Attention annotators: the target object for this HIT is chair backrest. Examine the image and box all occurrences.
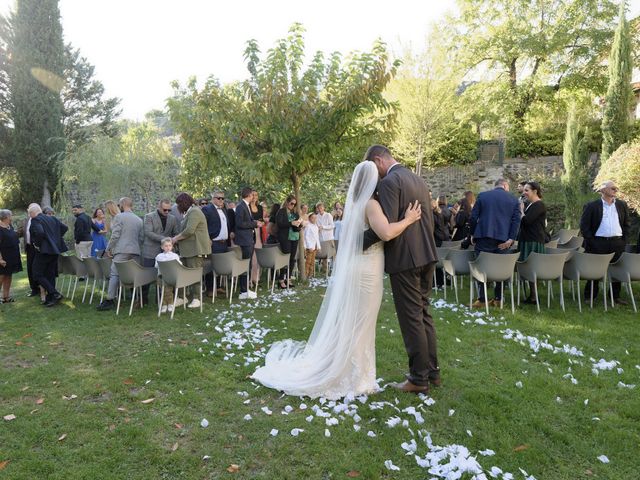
[96,257,112,279]
[58,255,75,275]
[211,250,250,276]
[442,249,475,276]
[114,259,157,287]
[435,247,450,267]
[518,251,568,280]
[316,240,336,260]
[545,246,576,261]
[557,229,580,244]
[82,257,103,279]
[557,236,583,250]
[470,252,520,282]
[67,255,88,276]
[441,240,462,248]
[564,252,614,281]
[229,245,243,259]
[544,240,558,248]
[609,252,640,281]
[255,246,289,270]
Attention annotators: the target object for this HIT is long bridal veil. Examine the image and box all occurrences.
[252,161,381,398]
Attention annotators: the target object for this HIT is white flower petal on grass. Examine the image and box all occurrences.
[290,428,304,437]
[466,430,473,437]
[479,449,495,456]
[401,439,417,454]
[324,428,331,437]
[261,407,272,415]
[597,455,610,464]
[584,399,589,406]
[384,460,400,471]
[592,417,601,421]
[283,405,293,413]
[270,428,278,437]
[367,430,377,438]
[353,424,361,432]
[299,403,307,410]
[556,397,562,403]
[449,409,455,417]
[515,381,523,388]
[489,466,503,477]
[200,419,209,428]
[617,382,636,389]
[305,415,314,423]
[386,416,401,428]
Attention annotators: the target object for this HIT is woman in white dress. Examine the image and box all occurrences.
[252,161,422,399]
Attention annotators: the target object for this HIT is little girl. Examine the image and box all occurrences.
[155,237,182,313]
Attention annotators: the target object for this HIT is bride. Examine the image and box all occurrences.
[252,161,421,399]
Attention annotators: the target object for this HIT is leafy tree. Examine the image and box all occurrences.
[447,0,618,125]
[601,1,633,162]
[168,23,399,203]
[9,0,65,206]
[595,139,640,211]
[62,44,121,150]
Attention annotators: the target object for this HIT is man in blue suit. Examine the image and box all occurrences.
[234,187,263,299]
[469,178,520,307]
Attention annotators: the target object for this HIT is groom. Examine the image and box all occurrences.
[365,145,440,393]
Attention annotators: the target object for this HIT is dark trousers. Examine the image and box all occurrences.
[389,263,439,386]
[239,244,254,293]
[25,243,39,293]
[474,237,507,301]
[33,253,59,297]
[141,257,156,303]
[584,236,625,300]
[205,241,228,290]
[278,239,298,282]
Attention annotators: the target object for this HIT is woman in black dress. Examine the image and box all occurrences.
[518,181,547,304]
[451,191,475,241]
[276,195,302,288]
[0,209,23,303]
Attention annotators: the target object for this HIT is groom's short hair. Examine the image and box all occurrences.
[364,145,392,162]
[240,187,253,199]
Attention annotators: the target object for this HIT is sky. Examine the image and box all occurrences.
[1,0,639,120]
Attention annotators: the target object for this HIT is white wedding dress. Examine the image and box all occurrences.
[252,162,384,399]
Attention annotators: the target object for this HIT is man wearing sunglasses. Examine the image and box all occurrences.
[580,180,630,305]
[202,191,233,295]
[140,199,180,305]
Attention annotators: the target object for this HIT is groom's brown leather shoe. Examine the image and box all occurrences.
[392,380,429,394]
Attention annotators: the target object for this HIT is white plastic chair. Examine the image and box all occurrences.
[608,252,640,312]
[563,252,614,312]
[469,252,520,314]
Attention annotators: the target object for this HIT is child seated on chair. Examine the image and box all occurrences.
[155,237,182,313]
[304,212,321,278]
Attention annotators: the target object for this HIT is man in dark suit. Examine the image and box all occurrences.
[366,145,439,394]
[580,180,630,304]
[23,203,41,296]
[202,190,232,294]
[234,187,263,299]
[469,178,520,307]
[28,204,68,307]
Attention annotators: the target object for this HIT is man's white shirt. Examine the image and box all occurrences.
[595,199,622,237]
[213,207,228,241]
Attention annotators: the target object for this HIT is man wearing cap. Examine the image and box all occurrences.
[580,180,631,304]
[72,204,95,259]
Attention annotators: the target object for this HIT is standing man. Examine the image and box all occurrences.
[23,203,41,297]
[202,190,231,294]
[29,203,68,307]
[580,180,630,304]
[365,145,439,394]
[234,187,263,299]
[469,178,521,308]
[141,199,179,305]
[96,198,144,311]
[315,203,335,243]
[72,204,95,259]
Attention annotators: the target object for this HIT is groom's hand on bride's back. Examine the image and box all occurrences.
[362,228,381,251]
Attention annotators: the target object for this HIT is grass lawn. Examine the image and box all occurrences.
[1,267,639,479]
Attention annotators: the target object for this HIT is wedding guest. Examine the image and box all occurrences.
[315,202,334,244]
[155,237,182,314]
[23,203,41,297]
[249,189,264,286]
[72,204,95,258]
[91,208,108,257]
[451,191,475,241]
[202,191,231,295]
[331,201,343,218]
[104,200,121,234]
[304,212,321,278]
[276,195,302,288]
[265,203,280,245]
[333,207,343,251]
[172,192,211,308]
[0,209,22,303]
[438,195,452,237]
[299,204,310,225]
[198,198,209,208]
[29,203,68,307]
[234,187,264,298]
[517,181,546,304]
[96,197,144,311]
[517,181,529,207]
[431,199,448,247]
[43,207,56,216]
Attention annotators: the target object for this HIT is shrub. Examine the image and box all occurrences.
[594,139,640,212]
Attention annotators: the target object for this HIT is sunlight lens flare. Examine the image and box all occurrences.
[30,67,65,93]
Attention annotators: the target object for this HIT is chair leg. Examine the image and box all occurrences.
[171,288,178,319]
[453,275,458,304]
[559,278,565,312]
[67,276,73,296]
[443,271,447,300]
[610,279,615,308]
[570,280,575,301]
[287,266,290,289]
[129,285,136,316]
[139,286,144,308]
[603,278,607,312]
[510,278,515,314]
[200,280,203,312]
[577,276,582,313]
[469,276,474,309]
[590,281,594,309]
[500,283,504,309]
[158,285,165,317]
[116,284,122,315]
[71,277,78,301]
[517,276,521,306]
[483,282,489,316]
[212,275,216,304]
[100,279,105,303]
[629,277,637,313]
[547,280,551,309]
[271,268,276,294]
[82,278,89,303]
[89,278,96,304]
[229,277,234,305]
[534,279,540,313]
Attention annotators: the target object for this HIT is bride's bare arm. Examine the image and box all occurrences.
[366,199,421,241]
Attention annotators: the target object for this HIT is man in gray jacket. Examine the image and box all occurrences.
[96,197,144,311]
[140,199,179,304]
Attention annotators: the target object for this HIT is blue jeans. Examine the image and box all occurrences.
[474,237,507,301]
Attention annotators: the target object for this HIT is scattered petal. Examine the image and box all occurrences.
[384,460,400,471]
[140,398,155,404]
[3,414,16,421]
[290,428,304,437]
[200,418,209,428]
[597,455,609,464]
[226,464,240,473]
[270,429,278,437]
[58,433,67,441]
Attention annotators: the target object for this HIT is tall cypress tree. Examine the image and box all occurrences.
[601,1,633,162]
[562,106,581,228]
[9,0,65,206]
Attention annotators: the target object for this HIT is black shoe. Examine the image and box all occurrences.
[96,299,115,311]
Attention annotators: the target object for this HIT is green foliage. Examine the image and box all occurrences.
[506,125,565,157]
[601,2,634,162]
[0,166,21,207]
[59,123,179,213]
[595,139,640,212]
[8,0,66,206]
[561,107,590,228]
[168,23,399,203]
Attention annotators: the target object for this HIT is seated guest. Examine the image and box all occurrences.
[517,181,546,304]
[91,208,108,257]
[72,204,95,258]
[0,209,23,303]
[155,237,182,314]
[304,211,321,278]
[172,193,211,308]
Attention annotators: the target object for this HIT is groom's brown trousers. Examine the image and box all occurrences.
[389,262,439,386]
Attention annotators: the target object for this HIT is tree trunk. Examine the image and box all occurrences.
[42,179,52,208]
[291,171,307,282]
